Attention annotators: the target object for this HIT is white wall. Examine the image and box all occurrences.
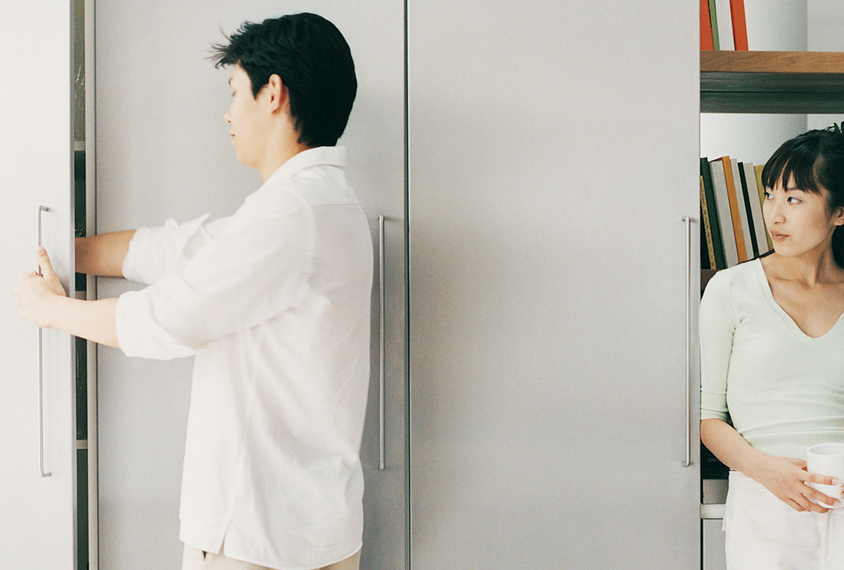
[807,0,844,130]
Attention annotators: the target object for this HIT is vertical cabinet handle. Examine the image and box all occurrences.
[682,215,693,468]
[378,215,386,471]
[37,205,51,478]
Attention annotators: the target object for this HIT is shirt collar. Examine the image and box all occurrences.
[264,146,347,185]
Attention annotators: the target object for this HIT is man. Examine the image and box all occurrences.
[17,13,370,570]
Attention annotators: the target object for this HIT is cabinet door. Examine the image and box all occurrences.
[0,1,77,568]
[407,1,700,568]
[95,2,405,568]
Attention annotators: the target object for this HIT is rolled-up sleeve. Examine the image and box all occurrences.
[122,214,216,284]
[116,193,312,360]
[699,271,736,422]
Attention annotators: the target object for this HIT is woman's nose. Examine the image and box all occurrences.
[767,201,785,223]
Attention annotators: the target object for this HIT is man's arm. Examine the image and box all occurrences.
[76,230,135,277]
[17,247,119,348]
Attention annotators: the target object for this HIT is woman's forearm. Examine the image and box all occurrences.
[701,418,768,477]
[75,230,135,277]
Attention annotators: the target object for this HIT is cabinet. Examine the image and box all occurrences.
[3,1,711,568]
[699,49,844,570]
[0,1,78,568]
[406,0,700,568]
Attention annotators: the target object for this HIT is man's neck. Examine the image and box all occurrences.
[258,140,313,182]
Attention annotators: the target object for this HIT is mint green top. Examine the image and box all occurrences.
[700,259,844,461]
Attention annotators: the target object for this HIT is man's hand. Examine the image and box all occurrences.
[16,247,67,329]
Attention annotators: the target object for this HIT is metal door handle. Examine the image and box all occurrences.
[378,215,386,471]
[37,205,51,477]
[682,215,693,468]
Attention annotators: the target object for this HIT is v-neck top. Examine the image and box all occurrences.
[700,259,844,460]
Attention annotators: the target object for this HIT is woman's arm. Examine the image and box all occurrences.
[75,230,135,277]
[701,418,839,512]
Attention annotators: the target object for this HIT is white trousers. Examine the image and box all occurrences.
[181,544,361,570]
[725,471,844,570]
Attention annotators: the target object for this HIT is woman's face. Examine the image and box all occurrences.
[763,175,844,259]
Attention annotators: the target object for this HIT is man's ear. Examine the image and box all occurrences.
[265,74,288,114]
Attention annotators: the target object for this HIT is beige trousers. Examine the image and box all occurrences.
[181,544,361,570]
[725,471,844,569]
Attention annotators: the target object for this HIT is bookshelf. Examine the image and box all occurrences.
[701,51,844,113]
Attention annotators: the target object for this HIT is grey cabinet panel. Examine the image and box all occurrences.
[407,0,700,567]
[703,519,727,570]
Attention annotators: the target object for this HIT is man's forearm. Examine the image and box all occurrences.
[76,230,135,277]
[47,295,120,348]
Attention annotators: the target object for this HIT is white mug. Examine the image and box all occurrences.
[807,443,844,508]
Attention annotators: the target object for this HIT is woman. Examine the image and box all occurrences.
[701,129,844,569]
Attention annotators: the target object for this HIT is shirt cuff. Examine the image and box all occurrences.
[116,290,197,360]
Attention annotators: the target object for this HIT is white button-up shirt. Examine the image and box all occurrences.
[115,146,372,569]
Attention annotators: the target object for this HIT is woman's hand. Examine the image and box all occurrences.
[701,419,842,513]
[750,454,840,513]
[15,247,67,328]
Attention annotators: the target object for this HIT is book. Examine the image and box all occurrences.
[709,158,739,266]
[722,157,748,261]
[709,0,720,50]
[729,0,748,50]
[700,0,714,50]
[730,158,754,259]
[700,157,726,268]
[701,176,716,269]
[741,162,769,256]
[714,0,734,50]
[753,164,773,250]
[737,162,759,257]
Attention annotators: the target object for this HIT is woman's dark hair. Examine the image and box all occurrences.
[761,129,844,266]
[211,13,357,148]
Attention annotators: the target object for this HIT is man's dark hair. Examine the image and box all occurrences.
[211,13,356,148]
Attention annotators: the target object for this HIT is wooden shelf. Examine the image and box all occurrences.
[701,51,844,113]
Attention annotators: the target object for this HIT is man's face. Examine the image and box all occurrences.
[224,65,267,169]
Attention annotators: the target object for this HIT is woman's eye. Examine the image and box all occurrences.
[787,197,801,204]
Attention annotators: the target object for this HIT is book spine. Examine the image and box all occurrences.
[729,0,748,50]
[709,0,720,50]
[721,157,747,262]
[737,162,759,257]
[701,0,714,50]
[700,157,725,268]
[714,0,734,50]
[701,176,717,268]
[742,162,769,256]
[709,158,739,266]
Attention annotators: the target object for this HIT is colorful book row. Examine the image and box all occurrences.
[700,0,748,51]
[700,156,772,270]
